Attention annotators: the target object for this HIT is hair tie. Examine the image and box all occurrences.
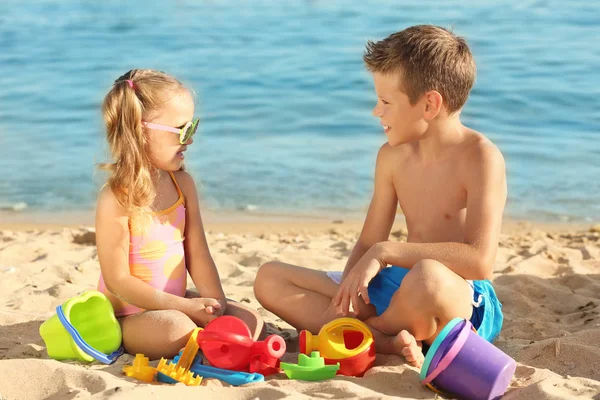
[126,79,134,89]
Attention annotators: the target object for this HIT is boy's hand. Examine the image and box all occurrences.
[334,247,385,315]
[184,297,223,326]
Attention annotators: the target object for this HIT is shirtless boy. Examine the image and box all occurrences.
[254,25,506,367]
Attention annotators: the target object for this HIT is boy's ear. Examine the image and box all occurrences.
[423,90,443,120]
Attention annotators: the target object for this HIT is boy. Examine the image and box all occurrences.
[253,25,506,367]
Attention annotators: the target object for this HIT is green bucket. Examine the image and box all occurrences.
[39,290,123,363]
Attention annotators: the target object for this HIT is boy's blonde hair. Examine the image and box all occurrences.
[363,25,475,114]
[99,69,189,219]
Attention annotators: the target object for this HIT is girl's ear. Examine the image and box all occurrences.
[423,90,443,120]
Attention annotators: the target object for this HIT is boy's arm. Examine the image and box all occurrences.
[374,142,507,281]
[176,171,228,311]
[342,144,398,280]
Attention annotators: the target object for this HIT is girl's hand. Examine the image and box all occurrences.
[184,297,223,326]
[215,298,228,316]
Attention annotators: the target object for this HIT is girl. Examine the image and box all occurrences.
[96,69,263,359]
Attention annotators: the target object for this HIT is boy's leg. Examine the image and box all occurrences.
[366,259,473,366]
[254,261,377,333]
[120,309,196,360]
[254,261,338,333]
[363,323,425,366]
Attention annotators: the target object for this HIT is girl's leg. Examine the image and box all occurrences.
[119,309,196,360]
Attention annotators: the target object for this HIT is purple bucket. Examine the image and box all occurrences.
[420,318,516,400]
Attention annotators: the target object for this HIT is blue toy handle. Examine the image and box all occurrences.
[170,350,264,386]
[189,364,265,386]
[56,305,124,364]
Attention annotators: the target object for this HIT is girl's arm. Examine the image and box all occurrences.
[175,171,227,311]
[96,186,190,312]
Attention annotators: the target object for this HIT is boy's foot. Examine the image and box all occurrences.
[394,330,424,368]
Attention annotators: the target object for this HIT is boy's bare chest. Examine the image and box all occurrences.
[393,162,467,242]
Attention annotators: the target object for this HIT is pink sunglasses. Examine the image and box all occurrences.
[142,118,199,144]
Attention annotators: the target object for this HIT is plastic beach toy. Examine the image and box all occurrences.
[123,354,157,383]
[156,328,203,386]
[123,324,265,386]
[196,316,285,376]
[156,357,202,386]
[171,350,264,386]
[39,291,123,364]
[156,325,264,386]
[299,318,375,376]
[420,318,516,400]
[188,363,264,386]
[281,351,340,381]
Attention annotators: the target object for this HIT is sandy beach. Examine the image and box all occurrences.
[1,215,599,399]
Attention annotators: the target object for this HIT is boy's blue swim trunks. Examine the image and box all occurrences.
[327,266,503,342]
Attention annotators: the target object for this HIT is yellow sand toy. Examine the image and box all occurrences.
[156,357,203,386]
[299,317,376,376]
[122,329,203,386]
[155,328,203,386]
[123,354,157,383]
[39,291,123,363]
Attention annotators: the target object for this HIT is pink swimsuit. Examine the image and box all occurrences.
[98,171,187,317]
